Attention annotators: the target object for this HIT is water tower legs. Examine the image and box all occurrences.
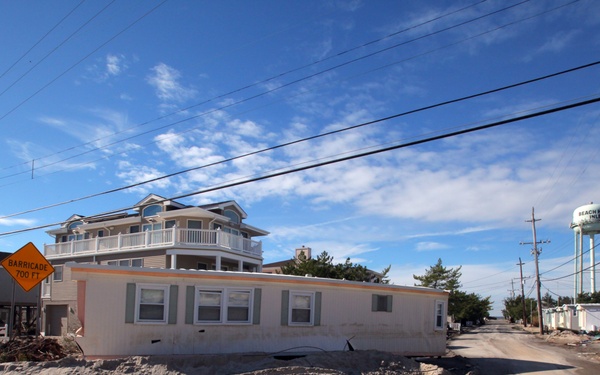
[591,234,596,293]
[574,229,579,302]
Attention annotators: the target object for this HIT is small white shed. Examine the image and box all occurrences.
[556,304,578,331]
[67,263,449,357]
[576,304,600,332]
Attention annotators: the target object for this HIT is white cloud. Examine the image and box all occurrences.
[106,54,125,76]
[116,161,171,194]
[0,217,36,227]
[416,241,449,252]
[147,63,197,103]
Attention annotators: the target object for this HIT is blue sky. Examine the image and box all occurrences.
[1,0,599,316]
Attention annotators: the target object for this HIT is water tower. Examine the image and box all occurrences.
[570,203,600,299]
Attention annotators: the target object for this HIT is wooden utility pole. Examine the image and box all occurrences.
[520,207,550,335]
[517,258,527,327]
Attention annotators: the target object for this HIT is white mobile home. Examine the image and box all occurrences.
[68,263,449,357]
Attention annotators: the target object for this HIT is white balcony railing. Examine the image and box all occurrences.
[44,227,262,259]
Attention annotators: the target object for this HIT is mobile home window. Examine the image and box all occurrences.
[372,295,393,312]
[195,288,252,324]
[197,290,222,322]
[435,301,446,330]
[227,290,251,322]
[136,284,169,323]
[289,291,314,325]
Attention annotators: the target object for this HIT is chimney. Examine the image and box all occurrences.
[295,246,311,260]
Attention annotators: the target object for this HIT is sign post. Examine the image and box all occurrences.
[1,242,54,337]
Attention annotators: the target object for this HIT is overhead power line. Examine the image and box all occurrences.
[0,1,117,99]
[1,94,598,237]
[1,60,598,221]
[0,0,86,80]
[0,0,167,122]
[0,0,539,178]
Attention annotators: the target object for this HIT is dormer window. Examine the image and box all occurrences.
[142,204,162,218]
[224,209,240,224]
[68,221,83,230]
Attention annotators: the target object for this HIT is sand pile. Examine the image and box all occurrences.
[0,350,448,374]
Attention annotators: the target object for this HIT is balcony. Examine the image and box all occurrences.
[44,227,262,259]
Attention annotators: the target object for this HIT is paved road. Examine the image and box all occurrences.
[440,320,598,374]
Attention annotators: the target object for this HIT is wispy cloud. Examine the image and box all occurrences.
[147,63,197,103]
[416,241,449,252]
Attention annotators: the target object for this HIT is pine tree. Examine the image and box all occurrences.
[413,258,462,291]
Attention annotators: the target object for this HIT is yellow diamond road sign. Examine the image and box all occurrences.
[1,242,54,292]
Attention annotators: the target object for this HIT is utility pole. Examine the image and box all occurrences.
[517,258,527,327]
[520,207,550,335]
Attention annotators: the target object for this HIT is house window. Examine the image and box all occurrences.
[136,284,169,323]
[224,209,240,224]
[289,291,314,325]
[372,295,393,312]
[143,223,162,232]
[98,230,104,237]
[435,300,445,330]
[188,220,202,230]
[53,265,63,282]
[68,221,83,230]
[130,225,140,233]
[108,259,143,267]
[197,262,208,270]
[165,220,176,229]
[142,204,162,217]
[195,288,252,324]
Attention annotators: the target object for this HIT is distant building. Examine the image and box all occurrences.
[544,304,600,332]
[263,246,385,283]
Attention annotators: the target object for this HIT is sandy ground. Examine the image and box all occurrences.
[0,350,450,375]
[3,325,597,374]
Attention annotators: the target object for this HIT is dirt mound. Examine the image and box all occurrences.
[545,330,587,345]
[0,350,448,374]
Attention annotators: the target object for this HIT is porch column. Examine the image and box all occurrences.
[238,260,243,272]
[215,256,222,271]
[171,254,177,270]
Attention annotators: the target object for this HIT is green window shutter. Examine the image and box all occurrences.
[252,288,262,325]
[168,285,178,324]
[386,295,393,312]
[125,283,136,323]
[314,292,322,326]
[371,294,378,312]
[281,290,289,326]
[185,285,195,324]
